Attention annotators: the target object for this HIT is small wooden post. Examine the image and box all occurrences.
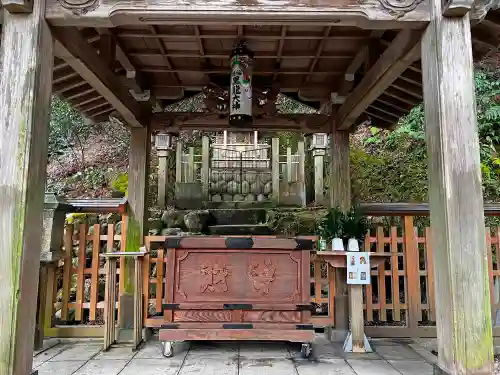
[271,137,280,204]
[329,128,351,342]
[0,0,53,371]
[201,136,210,200]
[102,251,147,351]
[422,1,493,373]
[103,257,117,350]
[297,141,306,207]
[133,256,144,349]
[175,139,183,183]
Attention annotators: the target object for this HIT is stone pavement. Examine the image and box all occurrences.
[33,335,434,375]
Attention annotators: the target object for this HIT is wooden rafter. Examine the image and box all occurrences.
[382,87,418,107]
[64,86,96,101]
[304,26,331,85]
[52,26,146,127]
[272,26,287,81]
[149,25,181,85]
[336,29,422,130]
[391,78,422,99]
[73,94,104,109]
[97,28,164,111]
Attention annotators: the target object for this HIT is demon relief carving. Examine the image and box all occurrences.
[248,259,276,295]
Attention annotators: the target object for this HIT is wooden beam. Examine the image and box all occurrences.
[52,26,146,128]
[140,66,344,75]
[0,0,52,373]
[422,0,494,373]
[150,113,330,133]
[336,29,422,131]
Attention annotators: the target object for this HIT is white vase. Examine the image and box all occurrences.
[332,238,344,251]
[347,238,359,252]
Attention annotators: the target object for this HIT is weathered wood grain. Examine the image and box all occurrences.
[45,0,430,28]
[0,0,53,371]
[422,0,494,371]
[121,127,151,326]
[329,126,351,336]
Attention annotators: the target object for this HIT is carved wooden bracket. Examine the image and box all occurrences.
[378,0,424,17]
[57,0,99,15]
[1,0,33,13]
[442,0,474,16]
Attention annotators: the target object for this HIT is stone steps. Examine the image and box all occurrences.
[208,224,273,236]
[207,208,267,226]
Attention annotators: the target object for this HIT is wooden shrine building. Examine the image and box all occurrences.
[0,0,500,374]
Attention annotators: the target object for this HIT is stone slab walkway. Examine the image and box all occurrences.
[33,336,434,375]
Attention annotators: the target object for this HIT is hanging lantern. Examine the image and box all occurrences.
[229,42,254,127]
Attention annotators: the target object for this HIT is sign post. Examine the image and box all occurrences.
[344,251,372,352]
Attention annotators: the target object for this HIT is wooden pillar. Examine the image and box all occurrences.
[201,136,210,200]
[157,150,168,208]
[0,0,53,372]
[422,2,493,373]
[121,126,151,329]
[329,128,351,341]
[271,137,280,204]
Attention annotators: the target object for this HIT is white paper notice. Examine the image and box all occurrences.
[346,252,370,285]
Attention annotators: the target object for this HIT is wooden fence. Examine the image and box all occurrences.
[42,212,500,338]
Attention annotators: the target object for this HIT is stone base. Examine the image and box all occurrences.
[119,294,134,329]
[329,328,349,343]
[433,364,450,375]
[175,182,203,209]
[116,328,134,343]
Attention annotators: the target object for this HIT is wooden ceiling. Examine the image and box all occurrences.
[50,11,500,130]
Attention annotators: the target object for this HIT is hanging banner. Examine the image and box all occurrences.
[346,252,370,285]
[229,49,253,126]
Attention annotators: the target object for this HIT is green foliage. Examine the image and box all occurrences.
[49,96,90,163]
[319,206,371,242]
[351,69,500,203]
[266,209,324,236]
[318,207,344,240]
[111,173,128,195]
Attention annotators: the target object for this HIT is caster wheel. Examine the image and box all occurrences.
[162,341,173,357]
[301,343,312,358]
